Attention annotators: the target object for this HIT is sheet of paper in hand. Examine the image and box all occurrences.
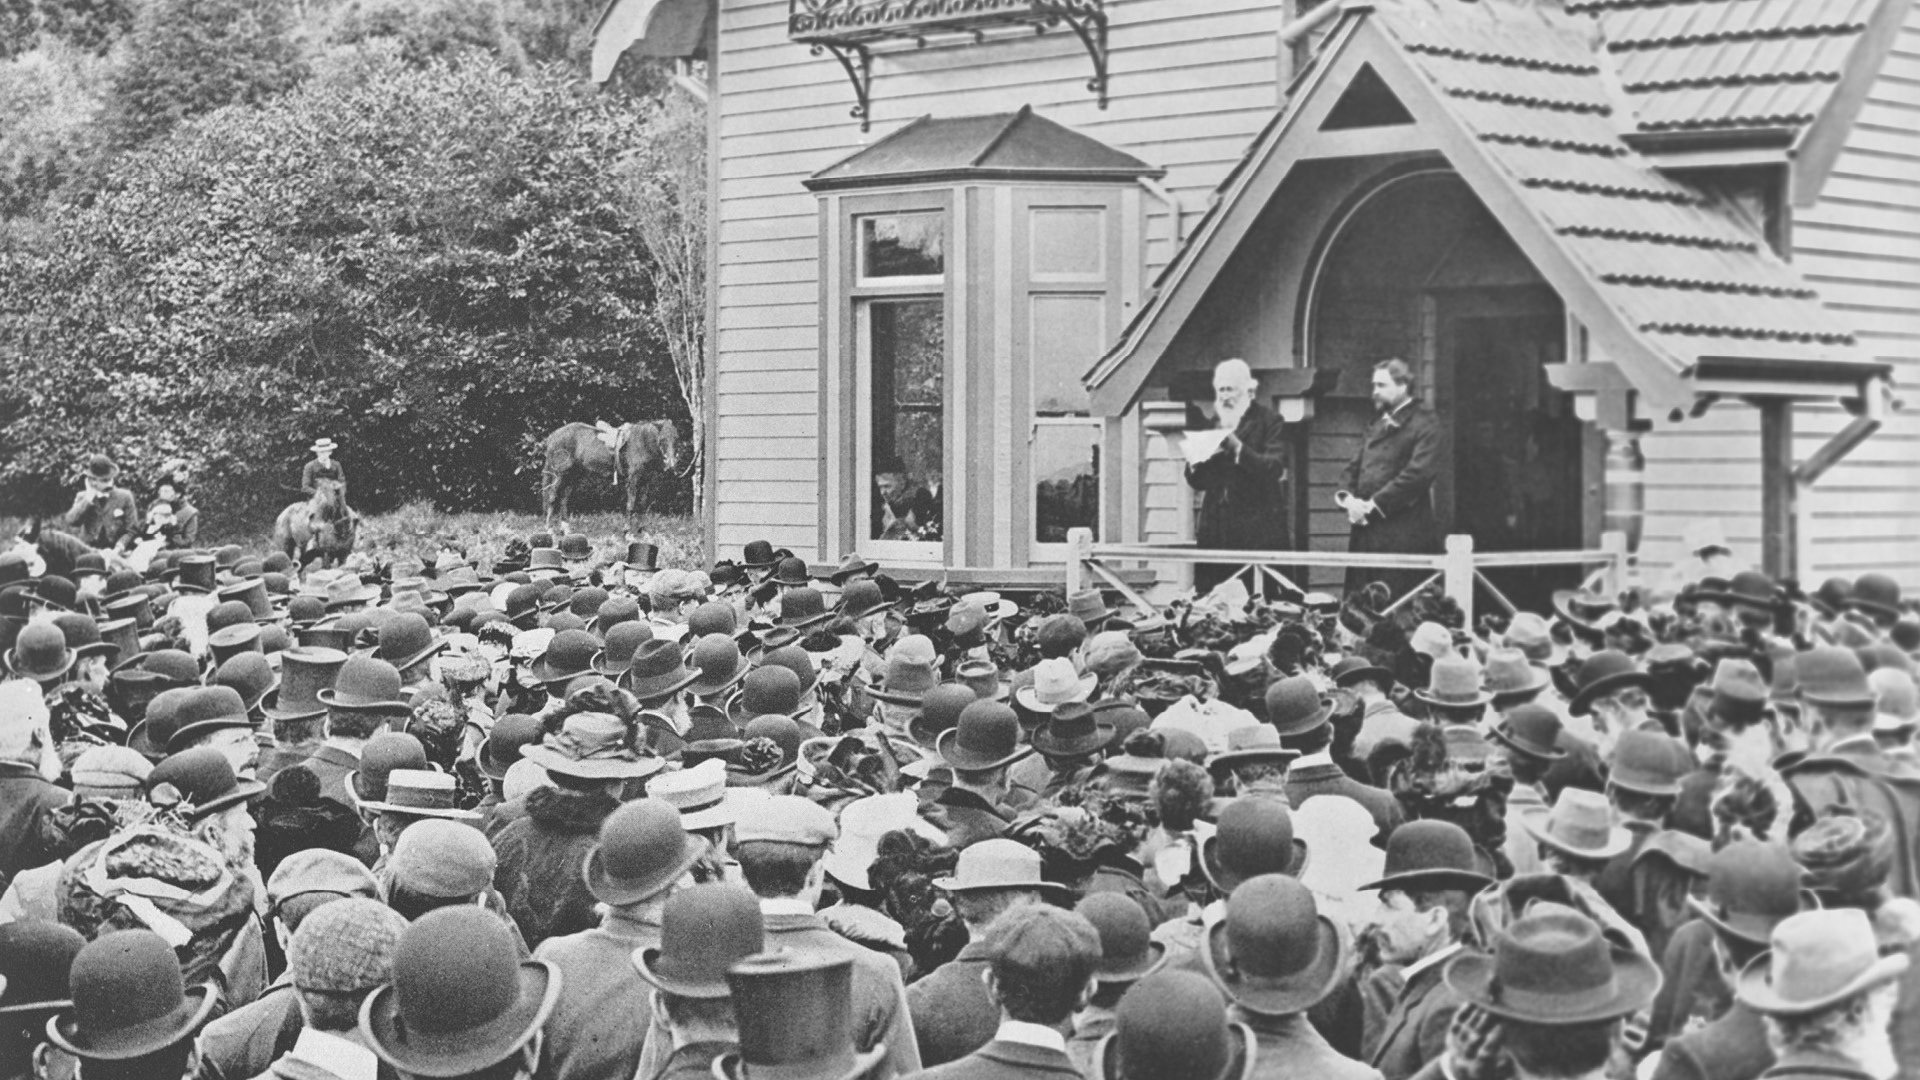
[1179,428,1231,466]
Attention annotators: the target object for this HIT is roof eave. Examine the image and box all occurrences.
[804,166,1166,192]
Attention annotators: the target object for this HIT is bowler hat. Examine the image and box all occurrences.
[51,613,116,664]
[728,714,806,787]
[937,699,1032,772]
[1688,839,1807,946]
[317,655,411,715]
[1077,892,1166,984]
[1694,571,1779,612]
[684,602,736,639]
[1263,675,1330,736]
[1331,655,1394,691]
[1359,820,1494,894]
[531,628,600,687]
[1522,788,1631,861]
[1031,701,1116,759]
[685,634,751,698]
[1016,657,1097,714]
[1489,704,1566,761]
[908,683,977,747]
[933,838,1072,900]
[0,921,85,1018]
[522,712,661,781]
[1096,970,1255,1080]
[557,534,593,563]
[479,714,544,781]
[127,688,194,760]
[769,557,812,589]
[1848,572,1903,622]
[1447,905,1661,1024]
[1706,658,1769,728]
[375,613,445,676]
[83,454,118,480]
[592,621,654,678]
[213,652,278,716]
[5,623,74,683]
[25,575,78,613]
[1796,646,1876,708]
[165,686,255,754]
[1202,799,1308,892]
[741,540,777,569]
[1810,577,1855,619]
[584,798,707,905]
[264,646,348,722]
[1606,729,1692,797]
[623,639,700,701]
[1568,650,1653,716]
[837,579,890,620]
[1207,725,1299,775]
[525,548,565,578]
[868,636,940,707]
[1736,908,1910,1015]
[594,596,643,635]
[718,951,887,1080]
[360,907,559,1078]
[147,747,265,820]
[46,930,216,1061]
[1203,874,1342,1015]
[776,585,831,627]
[634,883,764,999]
[727,665,808,725]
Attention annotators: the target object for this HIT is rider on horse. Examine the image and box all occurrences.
[301,438,347,495]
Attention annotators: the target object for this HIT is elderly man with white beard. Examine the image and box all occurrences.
[1184,358,1292,594]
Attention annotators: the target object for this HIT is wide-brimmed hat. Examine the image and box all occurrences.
[937,699,1032,772]
[583,797,707,905]
[321,575,380,611]
[1552,589,1618,633]
[521,712,662,781]
[1448,905,1661,1025]
[1208,724,1299,775]
[1736,908,1910,1016]
[826,552,879,585]
[1030,701,1116,758]
[1263,675,1330,736]
[1015,657,1097,713]
[868,635,939,707]
[1607,729,1692,797]
[1359,820,1494,894]
[1687,839,1808,946]
[1077,893,1166,984]
[1416,654,1492,710]
[684,633,751,698]
[1202,799,1308,893]
[1067,588,1113,628]
[1522,788,1631,861]
[360,907,559,1078]
[1796,646,1877,708]
[5,623,74,683]
[317,655,411,715]
[717,951,888,1080]
[1489,703,1566,761]
[46,930,217,1061]
[165,686,255,754]
[932,838,1072,900]
[837,578,890,620]
[1567,650,1653,716]
[1694,571,1780,613]
[1331,655,1394,690]
[1483,649,1550,701]
[820,791,944,892]
[1202,874,1343,1016]
[357,770,480,821]
[633,883,764,999]
[1095,971,1257,1080]
[622,639,701,701]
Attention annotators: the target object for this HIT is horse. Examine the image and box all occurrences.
[540,420,682,528]
[272,479,356,567]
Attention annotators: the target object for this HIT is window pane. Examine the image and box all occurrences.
[1030,294,1102,414]
[1032,208,1104,278]
[862,214,944,279]
[1035,424,1099,544]
[868,299,944,542]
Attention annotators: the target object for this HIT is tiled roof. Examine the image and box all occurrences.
[1564,0,1886,132]
[1374,0,1860,361]
[807,106,1163,189]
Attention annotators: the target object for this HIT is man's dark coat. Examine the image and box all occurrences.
[1341,401,1442,593]
[0,762,72,884]
[62,487,138,549]
[1285,760,1405,848]
[1186,400,1290,552]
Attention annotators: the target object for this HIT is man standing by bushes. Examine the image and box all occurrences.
[63,454,138,550]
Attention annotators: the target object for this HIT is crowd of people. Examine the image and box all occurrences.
[0,504,1918,1080]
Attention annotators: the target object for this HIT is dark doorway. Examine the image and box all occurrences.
[1435,291,1587,613]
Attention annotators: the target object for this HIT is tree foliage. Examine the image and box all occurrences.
[0,56,685,532]
[104,0,306,148]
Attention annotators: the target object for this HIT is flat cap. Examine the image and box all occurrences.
[289,898,407,994]
[267,848,381,911]
[732,794,838,847]
[388,819,495,898]
[982,904,1102,970]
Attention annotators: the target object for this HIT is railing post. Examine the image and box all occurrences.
[1065,528,1093,594]
[1599,530,1628,597]
[1444,534,1474,629]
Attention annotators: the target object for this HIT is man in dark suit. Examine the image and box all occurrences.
[911,904,1101,1080]
[0,681,73,882]
[1339,359,1442,597]
[62,454,139,551]
[1186,358,1290,594]
[1278,685,1403,848]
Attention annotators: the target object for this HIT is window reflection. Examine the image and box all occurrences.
[867,298,944,542]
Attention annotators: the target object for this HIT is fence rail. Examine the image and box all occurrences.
[1064,529,1630,627]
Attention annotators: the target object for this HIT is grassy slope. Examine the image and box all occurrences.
[215,501,704,569]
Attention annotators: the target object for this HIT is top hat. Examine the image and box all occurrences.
[1202,874,1343,1016]
[361,907,560,1078]
[1096,970,1255,1080]
[265,646,349,722]
[718,951,888,1080]
[1522,788,1632,861]
[1688,839,1807,946]
[828,553,879,585]
[1202,799,1308,893]
[169,556,218,595]
[1447,905,1661,1025]
[1263,676,1331,736]
[1567,650,1653,716]
[1606,729,1692,797]
[1076,893,1166,985]
[1416,654,1492,711]
[868,637,940,707]
[1489,704,1566,761]
[46,930,217,1061]
[611,542,659,573]
[634,883,764,999]
[1016,657,1097,714]
[1736,908,1910,1016]
[584,798,707,905]
[522,712,662,781]
[216,578,274,623]
[937,699,1032,772]
[932,838,1072,900]
[1796,646,1877,708]
[1207,725,1300,775]
[1359,820,1494,894]
[1030,701,1116,759]
[740,540,778,569]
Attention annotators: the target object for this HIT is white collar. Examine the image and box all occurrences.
[288,1028,379,1080]
[760,898,813,917]
[1402,941,1463,983]
[1293,750,1334,769]
[995,1020,1067,1054]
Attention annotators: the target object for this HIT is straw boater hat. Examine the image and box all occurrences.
[356,770,481,822]
[1207,724,1299,776]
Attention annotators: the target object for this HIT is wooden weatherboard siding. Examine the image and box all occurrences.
[712,0,1290,560]
[1636,5,1920,590]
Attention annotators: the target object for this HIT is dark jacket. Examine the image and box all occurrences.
[63,487,138,549]
[1366,950,1470,1080]
[0,764,71,884]
[300,459,345,494]
[1757,1049,1879,1080]
[294,744,359,810]
[1651,1001,1772,1080]
[490,785,618,948]
[910,1038,1084,1080]
[532,909,662,1080]
[654,1042,735,1080]
[196,981,299,1080]
[1782,742,1920,898]
[1649,919,1732,1050]
[1285,760,1404,848]
[1186,400,1290,552]
[1340,401,1442,571]
[1240,1009,1381,1080]
[906,941,1000,1067]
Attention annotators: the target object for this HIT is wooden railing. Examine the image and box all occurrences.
[1063,529,1630,627]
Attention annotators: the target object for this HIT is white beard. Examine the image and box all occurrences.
[1217,401,1249,433]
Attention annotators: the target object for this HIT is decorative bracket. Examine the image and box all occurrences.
[1041,2,1109,109]
[811,42,874,131]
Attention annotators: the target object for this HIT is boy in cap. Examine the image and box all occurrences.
[911,905,1102,1080]
[254,898,407,1080]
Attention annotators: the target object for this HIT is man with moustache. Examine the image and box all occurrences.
[1186,358,1290,594]
[1339,359,1442,597]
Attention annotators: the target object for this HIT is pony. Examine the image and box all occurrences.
[272,479,355,567]
[540,420,682,528]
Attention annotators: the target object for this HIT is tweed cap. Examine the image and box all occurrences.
[981,904,1101,970]
[289,898,408,993]
[267,848,381,913]
[389,819,496,898]
[733,794,837,847]
[69,746,153,798]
